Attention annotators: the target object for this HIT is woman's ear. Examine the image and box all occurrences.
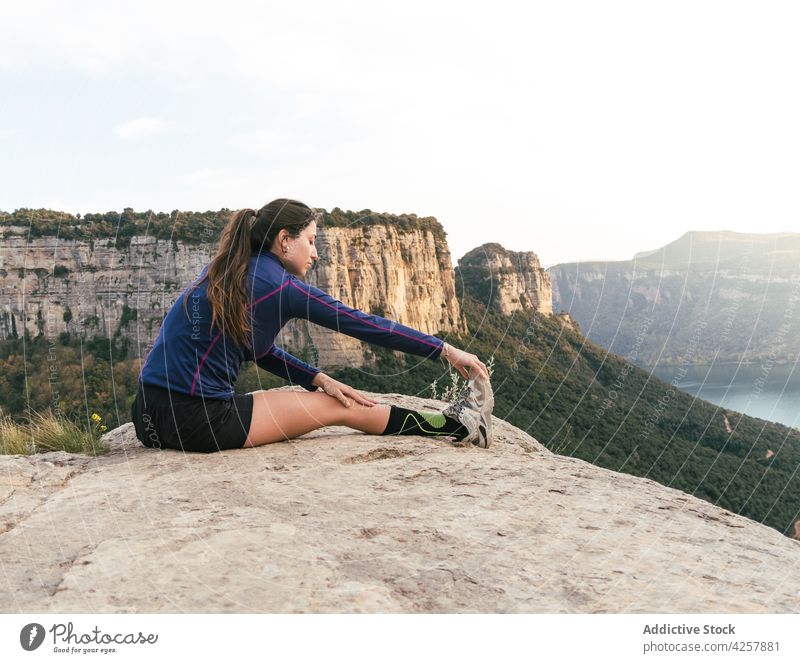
[276,229,291,254]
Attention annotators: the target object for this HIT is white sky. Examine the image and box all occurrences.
[1,0,798,267]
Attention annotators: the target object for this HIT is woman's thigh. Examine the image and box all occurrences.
[243,390,347,447]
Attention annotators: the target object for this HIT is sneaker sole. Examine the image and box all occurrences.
[474,409,493,448]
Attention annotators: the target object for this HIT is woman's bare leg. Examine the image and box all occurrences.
[242,390,392,448]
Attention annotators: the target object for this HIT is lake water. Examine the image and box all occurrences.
[647,362,800,430]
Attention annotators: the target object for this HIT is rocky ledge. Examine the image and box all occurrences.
[1,388,798,613]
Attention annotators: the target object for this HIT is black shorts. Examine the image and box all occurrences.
[130,382,254,453]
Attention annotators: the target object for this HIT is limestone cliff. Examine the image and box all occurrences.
[456,243,553,316]
[1,387,798,613]
[0,215,465,370]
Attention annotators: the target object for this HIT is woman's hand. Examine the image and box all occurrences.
[442,343,490,380]
[312,373,380,408]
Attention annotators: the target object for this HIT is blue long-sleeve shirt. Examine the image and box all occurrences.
[138,249,446,399]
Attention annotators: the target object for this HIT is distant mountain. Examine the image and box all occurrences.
[549,231,800,367]
[632,230,800,270]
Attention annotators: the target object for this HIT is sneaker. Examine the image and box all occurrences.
[443,376,494,448]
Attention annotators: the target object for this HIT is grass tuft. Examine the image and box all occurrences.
[0,408,110,456]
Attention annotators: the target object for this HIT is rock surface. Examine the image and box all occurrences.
[1,389,799,613]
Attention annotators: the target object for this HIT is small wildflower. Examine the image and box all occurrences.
[91,413,101,422]
[99,425,107,432]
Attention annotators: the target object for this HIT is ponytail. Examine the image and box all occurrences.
[182,208,256,350]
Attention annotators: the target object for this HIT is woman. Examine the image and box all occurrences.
[130,198,494,453]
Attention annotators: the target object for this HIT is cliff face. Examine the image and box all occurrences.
[456,243,553,316]
[0,234,215,344]
[0,223,465,370]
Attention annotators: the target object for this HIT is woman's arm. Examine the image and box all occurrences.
[285,277,445,360]
[254,344,321,391]
[255,345,378,406]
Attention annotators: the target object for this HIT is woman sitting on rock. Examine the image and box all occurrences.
[131,198,493,453]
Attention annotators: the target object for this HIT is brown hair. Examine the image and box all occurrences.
[182,198,321,350]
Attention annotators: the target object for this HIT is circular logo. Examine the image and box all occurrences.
[20,623,45,651]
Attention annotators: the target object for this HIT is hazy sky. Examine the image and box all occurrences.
[1,1,798,267]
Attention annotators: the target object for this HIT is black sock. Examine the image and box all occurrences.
[380,405,468,440]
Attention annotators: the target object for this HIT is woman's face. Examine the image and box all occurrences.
[274,221,319,278]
